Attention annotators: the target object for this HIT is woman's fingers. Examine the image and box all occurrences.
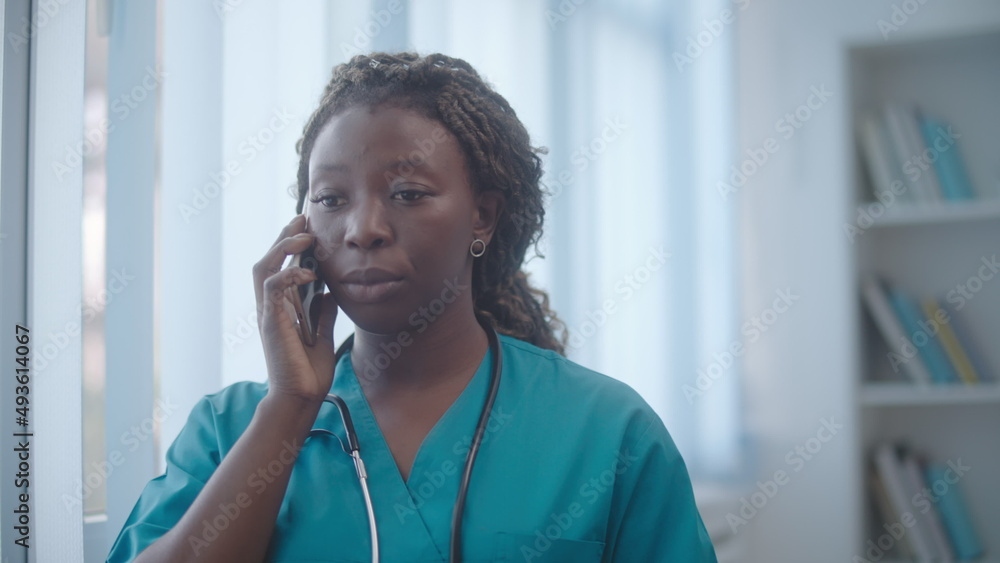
[272,213,306,246]
[250,212,338,403]
[253,232,315,319]
[253,214,307,294]
[254,232,314,288]
[260,266,316,322]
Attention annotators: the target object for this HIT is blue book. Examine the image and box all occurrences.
[886,288,959,384]
[918,116,975,201]
[925,464,983,560]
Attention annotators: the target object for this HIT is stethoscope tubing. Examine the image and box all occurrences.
[318,389,377,562]
[313,316,502,563]
[449,318,502,562]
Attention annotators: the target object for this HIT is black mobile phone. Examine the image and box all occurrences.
[287,223,325,346]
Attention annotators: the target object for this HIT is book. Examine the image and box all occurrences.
[870,468,916,559]
[886,286,959,384]
[883,103,938,203]
[940,299,995,383]
[917,114,976,201]
[874,443,935,559]
[921,297,980,384]
[861,276,933,384]
[897,103,944,202]
[857,111,909,203]
[926,463,984,560]
[900,450,954,560]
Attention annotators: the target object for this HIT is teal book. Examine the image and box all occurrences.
[919,116,975,201]
[886,288,959,383]
[925,464,983,560]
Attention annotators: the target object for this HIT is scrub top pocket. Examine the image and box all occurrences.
[492,532,605,562]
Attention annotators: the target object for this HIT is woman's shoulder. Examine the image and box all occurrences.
[185,380,269,443]
[201,379,269,412]
[500,334,648,398]
[498,334,661,434]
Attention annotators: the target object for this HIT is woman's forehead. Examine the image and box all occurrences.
[308,104,470,185]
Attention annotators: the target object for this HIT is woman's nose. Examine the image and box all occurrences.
[343,197,392,250]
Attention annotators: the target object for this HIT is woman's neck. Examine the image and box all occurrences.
[349,303,489,397]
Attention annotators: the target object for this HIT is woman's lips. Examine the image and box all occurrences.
[340,279,405,304]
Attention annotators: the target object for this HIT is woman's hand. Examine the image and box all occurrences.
[253,214,339,403]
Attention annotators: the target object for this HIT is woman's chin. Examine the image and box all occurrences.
[338,305,415,338]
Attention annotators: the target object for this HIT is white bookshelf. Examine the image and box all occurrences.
[861,382,1000,407]
[868,198,1000,227]
[849,28,1000,561]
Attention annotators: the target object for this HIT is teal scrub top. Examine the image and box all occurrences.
[107,333,717,562]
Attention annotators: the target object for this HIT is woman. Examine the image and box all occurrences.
[108,52,717,562]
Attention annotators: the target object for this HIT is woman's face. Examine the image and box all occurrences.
[306,104,495,334]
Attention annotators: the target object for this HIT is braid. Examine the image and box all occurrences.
[293,52,568,355]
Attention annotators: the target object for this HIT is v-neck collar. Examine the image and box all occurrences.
[312,336,496,560]
[341,341,493,487]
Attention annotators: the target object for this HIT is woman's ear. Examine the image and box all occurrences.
[472,190,506,245]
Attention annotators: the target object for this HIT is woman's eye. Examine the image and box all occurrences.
[309,195,344,208]
[393,189,426,202]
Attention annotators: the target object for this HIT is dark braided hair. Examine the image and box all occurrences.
[292,52,568,355]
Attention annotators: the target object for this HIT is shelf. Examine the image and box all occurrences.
[861,382,1000,406]
[878,560,1000,563]
[864,198,1000,228]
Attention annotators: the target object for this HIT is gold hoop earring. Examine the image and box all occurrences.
[470,238,487,257]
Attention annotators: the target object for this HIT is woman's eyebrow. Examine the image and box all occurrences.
[379,157,435,177]
[314,160,431,174]
[313,163,350,174]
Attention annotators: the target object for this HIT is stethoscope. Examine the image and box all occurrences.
[308,315,503,563]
